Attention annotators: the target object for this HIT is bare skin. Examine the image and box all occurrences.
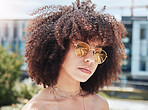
[21,87,109,110]
[22,40,109,110]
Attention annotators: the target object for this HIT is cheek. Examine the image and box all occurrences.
[92,64,98,72]
[62,49,78,68]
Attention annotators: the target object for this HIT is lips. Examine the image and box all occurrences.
[78,68,91,74]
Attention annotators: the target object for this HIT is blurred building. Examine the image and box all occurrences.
[0,19,28,55]
[0,19,28,79]
[122,16,148,89]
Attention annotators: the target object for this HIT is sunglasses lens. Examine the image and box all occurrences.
[94,50,107,64]
[74,42,107,64]
[75,42,89,57]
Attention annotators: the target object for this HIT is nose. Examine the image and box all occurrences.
[84,50,95,64]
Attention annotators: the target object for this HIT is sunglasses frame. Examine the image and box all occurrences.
[70,41,108,64]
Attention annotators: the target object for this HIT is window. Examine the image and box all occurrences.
[1,39,7,48]
[140,57,146,71]
[139,24,147,71]
[140,24,146,40]
[11,39,17,52]
[19,39,25,56]
[22,23,26,37]
[4,24,8,37]
[14,21,18,38]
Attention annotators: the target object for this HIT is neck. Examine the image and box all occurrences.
[55,67,81,93]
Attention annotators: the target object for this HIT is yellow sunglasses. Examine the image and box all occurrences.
[70,41,107,64]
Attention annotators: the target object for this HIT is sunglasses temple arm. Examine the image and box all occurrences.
[69,41,76,45]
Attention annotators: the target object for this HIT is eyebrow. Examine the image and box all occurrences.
[95,45,102,48]
[89,43,102,48]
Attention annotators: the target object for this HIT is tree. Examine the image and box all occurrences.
[0,45,24,106]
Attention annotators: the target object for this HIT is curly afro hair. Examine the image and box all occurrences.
[24,0,127,94]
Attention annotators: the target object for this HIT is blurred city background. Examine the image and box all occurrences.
[0,0,148,110]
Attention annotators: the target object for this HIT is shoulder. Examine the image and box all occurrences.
[21,90,45,110]
[21,100,43,110]
[91,93,109,110]
[21,87,54,110]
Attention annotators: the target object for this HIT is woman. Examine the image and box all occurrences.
[22,0,127,110]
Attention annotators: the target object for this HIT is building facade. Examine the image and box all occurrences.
[0,19,28,71]
[122,16,148,83]
[132,19,148,79]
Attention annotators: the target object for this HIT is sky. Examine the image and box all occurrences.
[0,0,148,20]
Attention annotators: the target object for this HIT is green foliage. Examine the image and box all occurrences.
[0,79,41,110]
[98,91,110,99]
[0,46,24,106]
[102,89,148,100]
[14,78,40,100]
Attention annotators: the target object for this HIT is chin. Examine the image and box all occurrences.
[76,77,89,83]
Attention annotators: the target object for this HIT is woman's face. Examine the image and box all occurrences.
[60,40,102,82]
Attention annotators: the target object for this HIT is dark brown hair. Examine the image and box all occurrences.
[24,0,127,94]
